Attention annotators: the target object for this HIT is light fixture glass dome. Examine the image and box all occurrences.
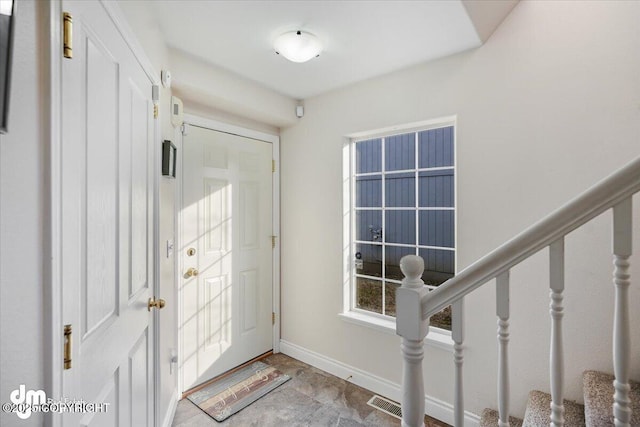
[274,30,322,63]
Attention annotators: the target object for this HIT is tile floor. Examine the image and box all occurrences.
[172,353,450,427]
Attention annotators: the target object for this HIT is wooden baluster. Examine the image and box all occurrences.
[496,271,510,427]
[397,255,430,427]
[401,339,425,427]
[613,198,632,427]
[549,238,565,427]
[452,299,464,427]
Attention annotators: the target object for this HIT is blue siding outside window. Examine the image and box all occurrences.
[355,176,381,207]
[419,211,454,248]
[356,138,382,173]
[385,173,415,207]
[352,124,455,329]
[419,126,454,168]
[385,211,416,245]
[419,170,454,207]
[384,246,415,280]
[355,210,382,242]
[356,243,381,276]
[385,133,415,171]
[419,249,455,281]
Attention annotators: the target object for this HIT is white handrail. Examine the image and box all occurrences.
[422,156,640,318]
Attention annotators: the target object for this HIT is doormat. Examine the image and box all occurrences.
[187,361,291,422]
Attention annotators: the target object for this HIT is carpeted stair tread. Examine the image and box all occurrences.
[479,408,523,427]
[583,370,640,427]
[523,390,585,426]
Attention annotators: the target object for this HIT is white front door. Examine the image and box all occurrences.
[61,1,155,425]
[181,124,273,390]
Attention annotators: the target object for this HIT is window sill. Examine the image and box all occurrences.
[338,311,454,352]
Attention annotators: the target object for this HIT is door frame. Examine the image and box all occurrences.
[46,1,162,426]
[176,113,281,394]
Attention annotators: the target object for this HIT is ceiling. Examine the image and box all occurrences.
[145,1,517,100]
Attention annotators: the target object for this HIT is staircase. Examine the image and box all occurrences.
[395,156,640,427]
[481,371,640,426]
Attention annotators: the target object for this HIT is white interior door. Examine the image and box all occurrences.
[61,1,155,425]
[181,124,273,390]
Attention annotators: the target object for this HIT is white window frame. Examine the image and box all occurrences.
[340,116,457,351]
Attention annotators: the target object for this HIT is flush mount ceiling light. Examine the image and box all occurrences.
[274,30,322,63]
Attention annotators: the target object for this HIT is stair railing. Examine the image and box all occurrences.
[396,156,640,427]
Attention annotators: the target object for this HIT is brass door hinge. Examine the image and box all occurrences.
[153,104,158,119]
[272,312,276,325]
[63,12,73,59]
[270,235,277,249]
[64,324,72,369]
[272,160,276,173]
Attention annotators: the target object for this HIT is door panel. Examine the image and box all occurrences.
[240,182,260,249]
[129,330,150,427]
[130,82,150,297]
[202,275,230,348]
[83,31,119,337]
[203,178,229,253]
[61,2,154,425]
[79,372,118,427]
[182,125,273,390]
[240,269,258,333]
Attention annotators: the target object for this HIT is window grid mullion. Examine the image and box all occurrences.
[356,207,453,211]
[381,136,386,315]
[415,131,420,259]
[350,139,357,312]
[355,274,384,282]
[354,240,455,251]
[354,165,453,177]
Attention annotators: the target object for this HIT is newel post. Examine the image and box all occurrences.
[396,255,430,427]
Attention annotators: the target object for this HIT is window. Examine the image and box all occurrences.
[346,121,455,331]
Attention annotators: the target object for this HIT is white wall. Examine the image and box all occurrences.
[280,0,640,418]
[0,1,47,425]
[168,47,297,129]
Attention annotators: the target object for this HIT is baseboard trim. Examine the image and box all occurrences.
[279,340,480,427]
[161,390,179,427]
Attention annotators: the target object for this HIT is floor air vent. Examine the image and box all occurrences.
[367,395,402,420]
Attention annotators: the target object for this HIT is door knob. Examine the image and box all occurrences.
[185,267,199,278]
[147,298,166,311]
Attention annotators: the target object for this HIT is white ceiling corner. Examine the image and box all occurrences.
[134,1,517,100]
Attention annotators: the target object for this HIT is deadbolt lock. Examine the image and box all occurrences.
[187,248,196,256]
[185,267,199,278]
[147,298,166,311]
